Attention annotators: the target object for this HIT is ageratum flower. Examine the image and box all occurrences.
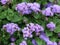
[15,2,32,15]
[26,23,35,32]
[46,22,56,31]
[45,2,53,8]
[39,32,50,42]
[15,2,40,15]
[34,24,44,33]
[27,2,40,14]
[47,41,57,45]
[26,23,44,33]
[19,40,27,45]
[39,32,57,45]
[51,4,60,13]
[58,41,60,45]
[10,37,16,42]
[22,27,33,39]
[22,23,44,39]
[10,43,15,45]
[42,7,54,16]
[58,33,60,37]
[3,23,20,35]
[0,0,8,5]
[32,39,38,45]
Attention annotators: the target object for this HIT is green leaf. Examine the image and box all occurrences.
[49,0,54,2]
[0,11,7,19]
[50,36,57,42]
[54,25,60,33]
[27,40,33,45]
[12,0,22,4]
[0,6,3,12]
[16,38,23,45]
[35,37,46,45]
[7,8,23,22]
[15,34,23,45]
[58,0,60,5]
[45,30,53,36]
[33,13,40,19]
[22,0,30,2]
[7,14,23,22]
[52,18,60,25]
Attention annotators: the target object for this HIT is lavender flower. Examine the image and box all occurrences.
[19,40,27,45]
[3,23,20,35]
[42,7,54,16]
[0,0,8,5]
[46,22,56,31]
[51,4,60,13]
[32,39,38,45]
[39,32,50,42]
[10,43,15,45]
[22,23,44,39]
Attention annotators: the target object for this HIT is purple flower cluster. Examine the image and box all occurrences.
[45,2,53,8]
[58,41,60,45]
[27,3,40,13]
[22,23,44,39]
[39,32,50,42]
[19,40,27,45]
[42,4,60,16]
[32,39,38,45]
[39,32,57,45]
[42,7,54,16]
[10,43,15,45]
[47,41,57,45]
[10,37,16,42]
[46,22,56,31]
[3,23,20,35]
[22,27,33,39]
[0,0,8,5]
[15,2,40,15]
[51,4,60,13]
[58,33,60,37]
